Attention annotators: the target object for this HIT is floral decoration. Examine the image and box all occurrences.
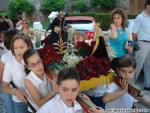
[38,45,61,66]
[75,41,95,57]
[76,56,110,80]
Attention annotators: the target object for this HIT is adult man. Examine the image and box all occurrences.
[132,0,150,90]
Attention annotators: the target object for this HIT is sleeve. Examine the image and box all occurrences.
[132,15,142,34]
[1,54,7,63]
[105,82,117,93]
[2,62,12,83]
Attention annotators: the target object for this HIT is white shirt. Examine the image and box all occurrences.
[37,94,83,113]
[1,50,13,64]
[85,84,107,97]
[105,82,136,113]
[3,57,26,102]
[0,42,7,58]
[25,71,51,111]
[133,11,150,41]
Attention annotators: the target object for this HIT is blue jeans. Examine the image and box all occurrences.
[0,85,15,113]
[13,102,28,113]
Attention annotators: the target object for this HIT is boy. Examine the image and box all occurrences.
[36,67,83,113]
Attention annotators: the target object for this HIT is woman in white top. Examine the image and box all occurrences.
[23,49,57,112]
[2,32,33,113]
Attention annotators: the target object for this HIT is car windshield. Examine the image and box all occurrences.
[64,20,94,31]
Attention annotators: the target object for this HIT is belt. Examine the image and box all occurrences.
[140,40,150,43]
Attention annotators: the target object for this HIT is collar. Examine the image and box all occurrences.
[56,94,82,113]
[143,10,150,17]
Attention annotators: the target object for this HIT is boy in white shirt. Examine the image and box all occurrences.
[102,55,137,113]
[37,67,83,113]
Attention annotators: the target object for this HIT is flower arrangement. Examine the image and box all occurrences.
[38,45,61,66]
[76,56,110,80]
[75,41,95,57]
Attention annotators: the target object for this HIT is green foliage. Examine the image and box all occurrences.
[72,0,88,12]
[91,0,116,9]
[8,0,34,19]
[41,0,65,13]
[0,11,9,17]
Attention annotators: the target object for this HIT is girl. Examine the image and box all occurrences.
[108,8,133,57]
[0,29,19,113]
[36,67,83,113]
[72,31,87,47]
[102,55,137,113]
[23,49,57,112]
[2,32,33,113]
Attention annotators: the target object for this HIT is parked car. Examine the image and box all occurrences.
[63,16,96,40]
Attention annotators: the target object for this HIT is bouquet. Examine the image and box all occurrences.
[76,56,110,80]
[38,45,62,70]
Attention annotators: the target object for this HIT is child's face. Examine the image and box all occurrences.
[118,66,135,81]
[113,14,123,27]
[22,21,29,28]
[13,39,28,59]
[27,53,44,76]
[58,79,79,107]
[73,35,84,46]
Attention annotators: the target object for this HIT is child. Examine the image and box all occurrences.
[72,31,87,47]
[23,49,57,112]
[0,28,19,113]
[2,32,33,113]
[36,67,83,113]
[108,8,133,57]
[102,55,137,113]
[0,29,19,81]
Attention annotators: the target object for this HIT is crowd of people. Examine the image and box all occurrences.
[0,0,150,113]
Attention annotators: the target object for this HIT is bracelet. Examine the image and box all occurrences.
[11,88,16,96]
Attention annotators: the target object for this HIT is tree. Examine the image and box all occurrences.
[72,0,88,12]
[41,0,65,13]
[91,0,116,9]
[8,0,34,19]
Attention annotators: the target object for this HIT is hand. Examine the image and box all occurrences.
[119,79,128,91]
[88,107,106,113]
[14,89,27,102]
[111,24,116,31]
[125,42,133,54]
[48,75,57,91]
[57,27,61,32]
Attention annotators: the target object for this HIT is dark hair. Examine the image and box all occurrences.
[111,8,127,30]
[11,32,33,55]
[145,0,150,8]
[4,28,19,50]
[23,49,39,74]
[57,67,80,85]
[111,54,136,72]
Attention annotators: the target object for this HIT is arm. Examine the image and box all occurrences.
[102,79,128,103]
[2,81,26,102]
[108,24,117,39]
[0,60,4,82]
[137,96,150,107]
[102,90,126,103]
[132,33,137,42]
[2,62,26,102]
[24,79,56,107]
